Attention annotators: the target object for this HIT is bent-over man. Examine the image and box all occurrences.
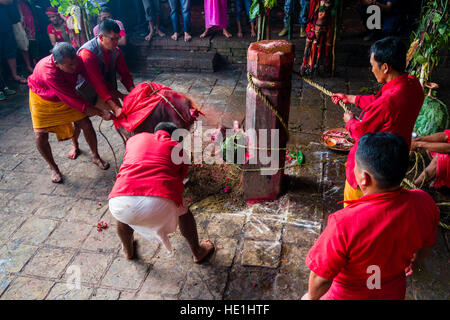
[28,42,112,183]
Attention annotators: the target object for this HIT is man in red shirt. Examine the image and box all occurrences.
[331,37,424,204]
[108,122,214,262]
[303,132,439,300]
[411,130,450,189]
[76,18,135,120]
[28,42,113,183]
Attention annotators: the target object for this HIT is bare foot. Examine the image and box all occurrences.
[184,32,192,42]
[171,33,179,41]
[51,168,63,183]
[156,29,165,37]
[145,32,154,41]
[193,239,215,263]
[251,30,256,37]
[199,29,209,38]
[67,145,80,160]
[237,31,243,38]
[223,29,232,38]
[92,157,110,170]
[14,76,27,84]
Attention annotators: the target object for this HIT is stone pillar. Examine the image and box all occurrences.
[243,40,294,201]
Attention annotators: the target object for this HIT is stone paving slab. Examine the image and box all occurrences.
[0,65,448,301]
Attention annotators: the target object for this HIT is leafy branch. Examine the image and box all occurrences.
[407,0,449,85]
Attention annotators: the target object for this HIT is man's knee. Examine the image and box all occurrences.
[35,131,48,143]
[75,117,93,129]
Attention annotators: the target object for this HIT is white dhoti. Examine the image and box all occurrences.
[109,196,188,251]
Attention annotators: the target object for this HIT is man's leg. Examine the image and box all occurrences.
[167,0,180,40]
[179,209,214,263]
[279,0,291,36]
[180,0,192,41]
[68,122,81,159]
[35,132,62,183]
[7,58,27,83]
[74,117,109,170]
[299,0,309,37]
[117,221,135,259]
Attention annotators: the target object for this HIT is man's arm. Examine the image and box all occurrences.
[302,271,333,300]
[405,247,432,277]
[412,132,448,144]
[345,100,385,139]
[116,49,134,92]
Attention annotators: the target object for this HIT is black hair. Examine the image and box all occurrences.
[52,42,76,64]
[355,132,409,189]
[98,18,120,35]
[99,6,111,14]
[154,122,178,135]
[369,37,407,73]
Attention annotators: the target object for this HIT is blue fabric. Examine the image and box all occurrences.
[283,0,309,27]
[235,0,254,22]
[142,0,161,22]
[167,0,191,33]
[0,31,17,60]
[0,5,13,32]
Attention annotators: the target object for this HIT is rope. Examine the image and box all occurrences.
[247,73,290,138]
[98,118,119,175]
[293,71,349,113]
[145,81,188,123]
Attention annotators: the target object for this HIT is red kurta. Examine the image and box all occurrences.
[306,188,439,300]
[345,74,424,189]
[108,131,188,206]
[78,46,134,103]
[430,129,450,189]
[27,55,92,112]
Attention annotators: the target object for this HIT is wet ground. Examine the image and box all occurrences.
[0,61,449,299]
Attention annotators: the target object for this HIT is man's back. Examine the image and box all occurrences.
[306,188,439,299]
[109,131,187,206]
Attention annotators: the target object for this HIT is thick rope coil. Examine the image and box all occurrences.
[247,73,290,139]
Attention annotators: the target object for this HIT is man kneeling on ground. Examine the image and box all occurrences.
[303,132,440,300]
[108,122,214,262]
[28,42,112,183]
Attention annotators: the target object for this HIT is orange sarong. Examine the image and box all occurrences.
[29,89,86,141]
[343,180,364,207]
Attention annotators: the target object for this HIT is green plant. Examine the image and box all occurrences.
[50,0,107,40]
[407,0,449,85]
[414,95,449,136]
[250,0,277,41]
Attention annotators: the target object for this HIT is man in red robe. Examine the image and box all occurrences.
[331,37,424,204]
[108,122,214,262]
[28,42,113,183]
[303,132,439,300]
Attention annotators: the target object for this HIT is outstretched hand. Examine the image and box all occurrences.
[331,93,349,105]
[343,111,355,123]
[101,110,114,121]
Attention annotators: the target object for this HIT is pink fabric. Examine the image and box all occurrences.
[204,0,228,29]
[93,20,126,37]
